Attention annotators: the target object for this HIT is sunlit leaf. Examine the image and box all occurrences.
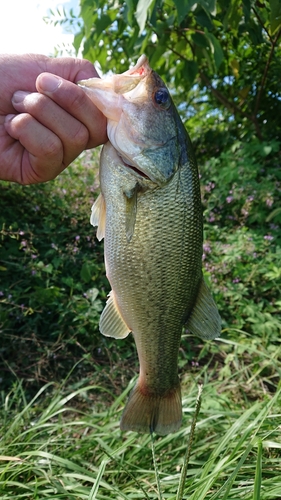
[223,0,241,34]
[124,0,136,26]
[149,43,167,67]
[239,85,251,100]
[199,0,217,16]
[135,0,154,32]
[73,30,84,54]
[95,14,112,38]
[204,31,224,69]
[230,58,239,78]
[269,0,281,35]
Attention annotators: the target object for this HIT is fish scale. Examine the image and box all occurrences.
[78,55,221,435]
[101,144,202,334]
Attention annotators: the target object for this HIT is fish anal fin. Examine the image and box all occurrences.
[90,193,106,241]
[99,291,131,339]
[120,380,182,436]
[186,279,221,340]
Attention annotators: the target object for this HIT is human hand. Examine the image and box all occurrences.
[0,54,107,184]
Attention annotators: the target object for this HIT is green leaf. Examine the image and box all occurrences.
[88,459,109,499]
[199,0,217,16]
[253,439,262,500]
[42,263,53,274]
[87,288,100,304]
[174,0,196,24]
[182,60,198,88]
[149,44,167,67]
[192,32,209,48]
[73,31,84,54]
[95,14,112,38]
[223,0,241,34]
[205,31,224,69]
[124,0,137,26]
[135,0,154,32]
[196,8,214,30]
[80,3,95,38]
[80,262,92,283]
[266,207,281,222]
[270,0,281,35]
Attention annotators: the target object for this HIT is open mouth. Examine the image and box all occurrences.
[120,155,150,180]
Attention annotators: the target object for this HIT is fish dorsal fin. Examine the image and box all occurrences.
[90,193,106,241]
[123,185,138,242]
[186,279,221,340]
[100,291,131,339]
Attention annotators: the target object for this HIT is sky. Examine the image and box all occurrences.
[0,0,80,56]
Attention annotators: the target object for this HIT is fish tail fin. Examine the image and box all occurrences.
[120,380,182,435]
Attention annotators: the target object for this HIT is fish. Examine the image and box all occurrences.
[78,55,221,435]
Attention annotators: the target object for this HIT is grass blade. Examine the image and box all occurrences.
[151,431,163,500]
[177,384,203,500]
[253,439,262,500]
[88,458,108,500]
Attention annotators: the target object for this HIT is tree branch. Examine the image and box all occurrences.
[254,27,281,116]
[252,6,273,42]
[199,72,263,140]
[198,72,250,118]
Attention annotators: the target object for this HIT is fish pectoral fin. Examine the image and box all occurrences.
[186,279,221,340]
[99,291,131,339]
[123,186,138,242]
[90,193,106,241]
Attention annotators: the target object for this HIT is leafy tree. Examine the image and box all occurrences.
[62,0,281,148]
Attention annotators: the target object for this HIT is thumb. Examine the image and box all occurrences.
[36,73,62,95]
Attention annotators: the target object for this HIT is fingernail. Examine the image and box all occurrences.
[4,113,16,124]
[12,91,30,104]
[38,73,61,93]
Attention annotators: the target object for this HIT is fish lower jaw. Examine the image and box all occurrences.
[119,153,150,180]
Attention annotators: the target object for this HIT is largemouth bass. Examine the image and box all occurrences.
[78,55,221,435]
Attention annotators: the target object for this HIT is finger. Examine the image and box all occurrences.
[4,112,64,184]
[44,56,100,82]
[36,73,108,147]
[11,91,90,167]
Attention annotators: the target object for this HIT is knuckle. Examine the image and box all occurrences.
[43,135,62,159]
[70,123,89,149]
[22,93,47,114]
[15,113,32,128]
[67,89,86,111]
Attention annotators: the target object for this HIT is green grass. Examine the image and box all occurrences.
[1,335,281,499]
[1,140,281,498]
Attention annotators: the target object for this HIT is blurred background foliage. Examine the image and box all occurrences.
[71,0,281,147]
[1,0,281,396]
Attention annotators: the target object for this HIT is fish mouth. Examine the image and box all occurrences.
[123,55,151,79]
[119,154,151,181]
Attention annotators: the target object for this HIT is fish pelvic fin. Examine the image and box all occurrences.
[100,291,131,339]
[186,278,221,340]
[120,380,182,436]
[90,193,106,241]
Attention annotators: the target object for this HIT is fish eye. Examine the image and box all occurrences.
[154,88,170,108]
